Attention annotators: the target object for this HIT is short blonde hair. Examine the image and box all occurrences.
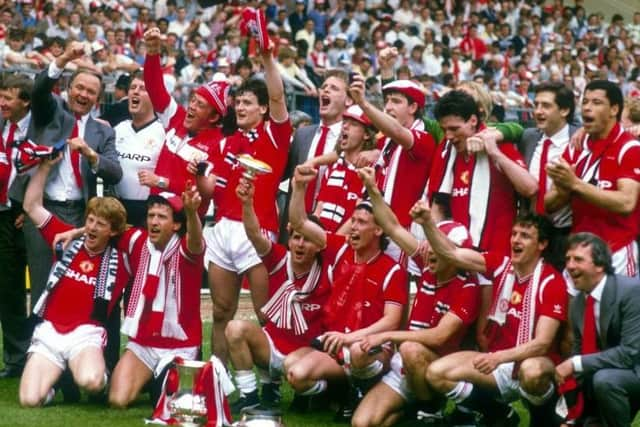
[624,97,640,125]
[85,197,127,235]
[456,80,493,122]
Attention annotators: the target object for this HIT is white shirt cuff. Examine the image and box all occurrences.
[48,61,65,79]
[571,355,583,373]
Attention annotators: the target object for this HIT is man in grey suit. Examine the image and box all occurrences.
[556,232,640,427]
[279,69,351,240]
[518,82,577,270]
[21,40,122,307]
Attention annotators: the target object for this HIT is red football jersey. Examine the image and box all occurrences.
[563,123,640,251]
[262,243,331,354]
[483,253,568,358]
[322,233,408,332]
[119,228,204,348]
[215,118,292,233]
[39,215,128,333]
[409,257,480,355]
[376,124,435,228]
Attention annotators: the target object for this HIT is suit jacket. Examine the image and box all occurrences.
[11,69,123,202]
[518,123,579,168]
[284,124,319,181]
[100,98,131,128]
[570,274,640,377]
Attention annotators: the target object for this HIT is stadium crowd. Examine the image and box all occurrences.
[1,0,640,427]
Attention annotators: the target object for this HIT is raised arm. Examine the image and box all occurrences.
[24,157,60,227]
[358,166,419,255]
[182,185,204,255]
[237,176,271,256]
[261,41,288,123]
[143,27,172,114]
[410,199,487,273]
[350,74,415,150]
[289,165,326,248]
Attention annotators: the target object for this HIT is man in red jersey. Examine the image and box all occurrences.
[420,202,568,427]
[139,27,227,217]
[546,80,640,280]
[428,89,537,352]
[226,176,330,412]
[204,35,293,362]
[108,187,205,408]
[349,73,436,273]
[352,167,480,427]
[284,165,408,422]
[19,157,128,407]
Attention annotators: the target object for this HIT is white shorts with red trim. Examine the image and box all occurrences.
[262,328,286,376]
[28,321,107,370]
[126,341,199,375]
[204,217,277,274]
[492,361,520,402]
[381,352,413,402]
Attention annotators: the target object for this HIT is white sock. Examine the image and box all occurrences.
[43,388,56,406]
[446,381,474,403]
[301,379,327,396]
[351,360,384,379]
[235,370,257,395]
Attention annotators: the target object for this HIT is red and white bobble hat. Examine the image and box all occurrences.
[195,80,230,117]
[437,220,473,248]
[382,80,426,108]
[342,105,373,128]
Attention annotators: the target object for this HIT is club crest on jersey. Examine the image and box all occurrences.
[460,170,470,185]
[79,260,95,273]
[510,290,522,305]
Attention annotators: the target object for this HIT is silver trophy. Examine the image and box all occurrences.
[168,360,208,427]
[233,408,285,427]
[236,154,272,179]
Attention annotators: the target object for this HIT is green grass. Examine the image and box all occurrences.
[1,322,638,426]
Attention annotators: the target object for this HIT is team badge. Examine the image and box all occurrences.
[510,291,522,305]
[79,260,95,273]
[460,170,470,185]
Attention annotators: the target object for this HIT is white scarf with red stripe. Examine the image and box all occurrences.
[428,140,491,247]
[260,254,322,335]
[488,258,543,346]
[122,234,187,340]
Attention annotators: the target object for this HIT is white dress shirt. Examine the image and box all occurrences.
[572,274,606,372]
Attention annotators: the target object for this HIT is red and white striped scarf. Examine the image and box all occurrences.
[122,234,186,340]
[261,254,322,335]
[488,258,544,346]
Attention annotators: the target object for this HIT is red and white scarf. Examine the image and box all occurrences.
[122,234,187,340]
[428,138,491,247]
[261,254,322,335]
[147,356,234,427]
[487,259,544,346]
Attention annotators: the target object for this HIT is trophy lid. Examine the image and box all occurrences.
[237,154,272,175]
[176,360,207,369]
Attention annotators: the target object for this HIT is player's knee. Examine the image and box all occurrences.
[109,388,132,409]
[518,358,554,395]
[76,369,105,393]
[348,343,369,368]
[425,359,447,390]
[224,320,247,344]
[212,300,235,323]
[286,363,309,390]
[351,409,373,427]
[19,388,44,408]
[399,341,424,366]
